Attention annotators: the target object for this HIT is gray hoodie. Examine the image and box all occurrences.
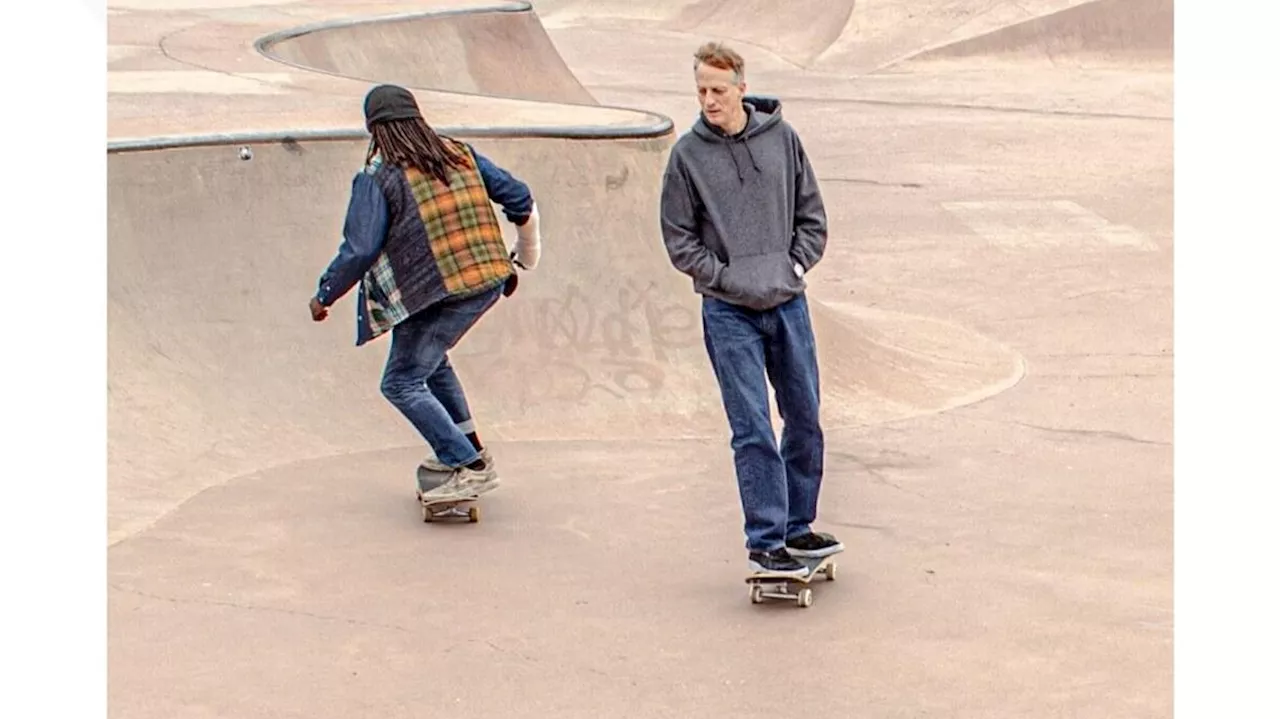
[659,96,827,311]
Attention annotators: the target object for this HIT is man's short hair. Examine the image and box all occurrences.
[694,41,745,83]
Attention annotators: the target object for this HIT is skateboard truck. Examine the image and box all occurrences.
[419,495,480,523]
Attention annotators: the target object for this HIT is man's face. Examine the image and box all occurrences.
[695,62,745,130]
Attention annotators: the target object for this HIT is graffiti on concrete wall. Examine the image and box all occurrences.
[463,278,702,404]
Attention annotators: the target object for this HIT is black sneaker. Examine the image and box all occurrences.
[785,531,844,558]
[748,547,808,577]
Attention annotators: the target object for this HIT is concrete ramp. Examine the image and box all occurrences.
[107,129,1022,544]
[536,0,1110,74]
[808,0,1091,73]
[893,0,1173,69]
[534,0,856,67]
[669,0,857,67]
[257,5,598,104]
[106,3,1026,546]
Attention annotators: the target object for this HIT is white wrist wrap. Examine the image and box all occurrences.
[514,202,541,270]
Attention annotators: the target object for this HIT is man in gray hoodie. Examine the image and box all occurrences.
[660,41,844,577]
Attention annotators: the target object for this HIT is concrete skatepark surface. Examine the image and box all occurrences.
[107,0,1172,716]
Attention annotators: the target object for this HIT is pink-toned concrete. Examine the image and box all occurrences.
[107,1,1172,717]
[898,0,1174,69]
[258,5,599,104]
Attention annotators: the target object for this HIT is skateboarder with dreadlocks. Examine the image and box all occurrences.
[309,83,542,501]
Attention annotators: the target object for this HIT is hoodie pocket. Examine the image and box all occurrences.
[718,251,805,310]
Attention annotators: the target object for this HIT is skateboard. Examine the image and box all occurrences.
[415,465,480,523]
[745,552,839,608]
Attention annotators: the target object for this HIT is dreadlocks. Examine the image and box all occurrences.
[366,118,468,186]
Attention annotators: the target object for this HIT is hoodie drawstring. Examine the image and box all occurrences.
[725,136,760,184]
[726,141,744,182]
[743,140,760,172]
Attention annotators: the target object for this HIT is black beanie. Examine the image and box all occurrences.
[363,84,423,130]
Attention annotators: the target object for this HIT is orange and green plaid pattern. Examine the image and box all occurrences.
[405,146,511,296]
[355,143,515,344]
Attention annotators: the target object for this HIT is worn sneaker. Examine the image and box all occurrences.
[452,461,501,498]
[419,446,494,474]
[748,547,808,577]
[420,472,466,502]
[421,462,500,502]
[785,531,844,558]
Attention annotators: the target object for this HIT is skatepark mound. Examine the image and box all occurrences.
[890,0,1173,69]
[256,2,597,105]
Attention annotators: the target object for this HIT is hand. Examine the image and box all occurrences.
[309,296,329,322]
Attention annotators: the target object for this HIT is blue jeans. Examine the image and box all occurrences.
[380,285,503,467]
[701,294,824,553]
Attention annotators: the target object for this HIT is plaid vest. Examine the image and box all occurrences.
[360,143,513,341]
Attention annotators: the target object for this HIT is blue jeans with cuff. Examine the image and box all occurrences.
[380,285,503,467]
[701,294,825,553]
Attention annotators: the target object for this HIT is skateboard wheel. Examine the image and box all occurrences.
[749,585,764,604]
[468,506,479,523]
[798,588,813,608]
[826,563,837,581]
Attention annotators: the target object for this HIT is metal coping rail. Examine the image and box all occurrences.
[107,123,675,153]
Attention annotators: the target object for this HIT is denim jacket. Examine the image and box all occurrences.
[314,145,534,344]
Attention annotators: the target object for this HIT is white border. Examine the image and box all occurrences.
[2,1,1277,716]
[1174,1,1278,716]
[2,1,105,717]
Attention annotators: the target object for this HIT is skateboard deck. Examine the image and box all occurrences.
[744,552,840,608]
[415,466,480,523]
